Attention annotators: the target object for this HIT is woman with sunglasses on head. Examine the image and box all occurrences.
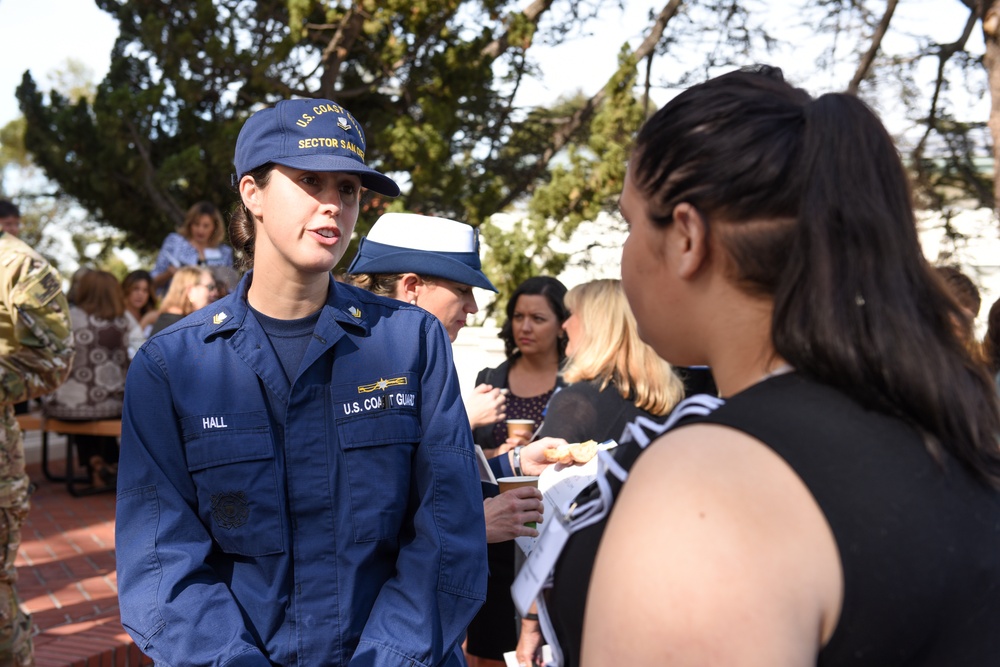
[512,66,1000,667]
[562,66,1000,667]
[473,277,569,457]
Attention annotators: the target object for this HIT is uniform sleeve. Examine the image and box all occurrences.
[350,317,487,667]
[488,451,514,481]
[115,345,271,667]
[0,253,73,405]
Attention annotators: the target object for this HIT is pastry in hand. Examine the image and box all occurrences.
[544,440,598,465]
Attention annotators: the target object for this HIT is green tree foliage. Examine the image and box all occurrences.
[0,117,27,195]
[18,0,293,252]
[16,0,999,311]
[0,118,28,172]
[479,46,647,314]
[16,0,621,283]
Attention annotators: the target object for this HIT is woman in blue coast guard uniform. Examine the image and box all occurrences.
[115,98,487,667]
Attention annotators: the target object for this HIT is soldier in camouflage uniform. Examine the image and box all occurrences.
[0,214,74,665]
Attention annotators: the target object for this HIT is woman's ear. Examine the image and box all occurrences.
[399,273,424,304]
[239,175,263,218]
[671,203,709,279]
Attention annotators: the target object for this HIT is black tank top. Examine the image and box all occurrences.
[547,373,1000,666]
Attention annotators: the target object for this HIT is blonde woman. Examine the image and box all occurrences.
[147,266,217,335]
[514,278,684,666]
[535,278,684,443]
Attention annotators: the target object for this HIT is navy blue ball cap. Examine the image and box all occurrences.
[234,98,400,197]
[347,213,498,292]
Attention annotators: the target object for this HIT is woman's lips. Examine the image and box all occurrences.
[310,229,340,245]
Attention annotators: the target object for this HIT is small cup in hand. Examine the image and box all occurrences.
[506,419,535,441]
[496,476,540,527]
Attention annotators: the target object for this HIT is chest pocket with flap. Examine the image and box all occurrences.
[181,411,284,557]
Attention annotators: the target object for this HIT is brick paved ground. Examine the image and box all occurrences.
[16,433,152,667]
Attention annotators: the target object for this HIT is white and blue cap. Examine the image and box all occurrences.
[234,98,400,197]
[347,213,497,292]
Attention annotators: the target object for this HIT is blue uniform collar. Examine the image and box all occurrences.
[202,271,370,341]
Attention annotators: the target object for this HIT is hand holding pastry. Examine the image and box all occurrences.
[543,439,599,465]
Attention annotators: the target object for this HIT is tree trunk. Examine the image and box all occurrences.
[317,3,367,99]
[983,0,1000,217]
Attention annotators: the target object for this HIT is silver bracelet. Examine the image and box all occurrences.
[512,445,523,476]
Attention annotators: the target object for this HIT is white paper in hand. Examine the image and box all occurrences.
[513,441,617,555]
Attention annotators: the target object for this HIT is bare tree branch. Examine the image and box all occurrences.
[914,4,981,162]
[123,117,184,225]
[982,0,1000,213]
[847,0,899,94]
[494,0,684,212]
[317,3,368,98]
[481,0,556,60]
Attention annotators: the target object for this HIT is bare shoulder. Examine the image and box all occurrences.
[581,423,842,667]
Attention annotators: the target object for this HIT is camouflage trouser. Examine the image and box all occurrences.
[0,472,33,666]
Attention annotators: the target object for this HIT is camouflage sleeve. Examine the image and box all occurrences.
[0,249,74,406]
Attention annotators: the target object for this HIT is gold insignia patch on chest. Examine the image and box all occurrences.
[358,377,407,393]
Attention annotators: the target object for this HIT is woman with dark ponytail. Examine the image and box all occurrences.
[515,67,1000,667]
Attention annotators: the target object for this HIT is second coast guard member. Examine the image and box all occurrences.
[115,99,487,666]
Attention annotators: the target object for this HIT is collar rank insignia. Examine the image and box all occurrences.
[337,116,351,131]
[358,376,408,393]
[213,312,228,325]
[349,306,362,318]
